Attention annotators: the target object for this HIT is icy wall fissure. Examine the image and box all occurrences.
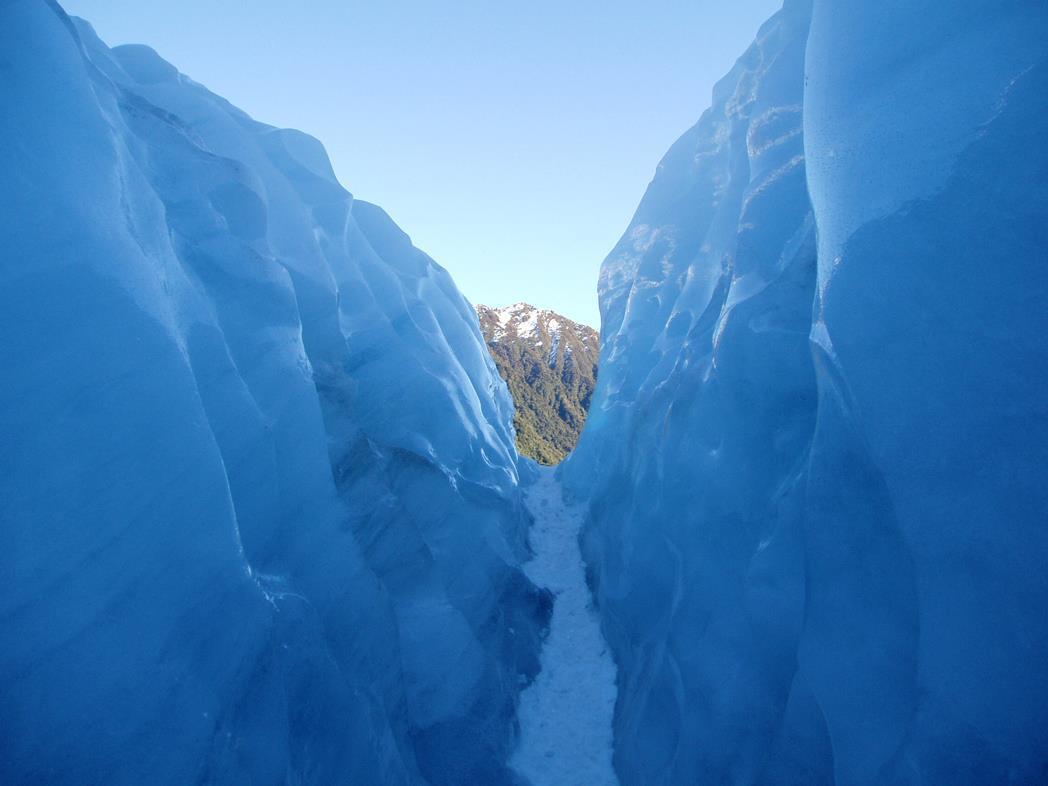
[4,0,1046,782]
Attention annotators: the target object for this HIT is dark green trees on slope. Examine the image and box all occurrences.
[476,303,599,465]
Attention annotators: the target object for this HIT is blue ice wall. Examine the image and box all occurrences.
[563,0,1048,782]
[0,2,545,784]
[802,0,1048,781]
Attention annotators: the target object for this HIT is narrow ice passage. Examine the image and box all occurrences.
[511,468,619,786]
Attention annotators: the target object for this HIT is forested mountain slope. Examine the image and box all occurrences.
[477,303,598,464]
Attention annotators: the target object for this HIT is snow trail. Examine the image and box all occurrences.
[512,468,619,786]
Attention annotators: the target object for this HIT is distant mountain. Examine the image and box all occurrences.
[476,303,599,464]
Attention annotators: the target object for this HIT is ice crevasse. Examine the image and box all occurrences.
[0,2,548,784]
[2,0,1048,784]
[561,0,1048,783]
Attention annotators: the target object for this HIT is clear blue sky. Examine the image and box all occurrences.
[63,0,780,326]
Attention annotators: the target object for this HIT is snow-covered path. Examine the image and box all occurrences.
[511,468,619,786]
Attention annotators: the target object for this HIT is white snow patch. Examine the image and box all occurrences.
[497,307,515,330]
[511,469,619,786]
[518,307,541,339]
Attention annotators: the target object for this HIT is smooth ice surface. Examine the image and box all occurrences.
[564,0,1048,782]
[0,2,546,784]
[801,1,1048,781]
[511,469,618,786]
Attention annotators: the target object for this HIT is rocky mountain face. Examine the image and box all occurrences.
[476,303,599,464]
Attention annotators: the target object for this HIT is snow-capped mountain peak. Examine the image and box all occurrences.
[477,302,595,349]
[475,303,599,464]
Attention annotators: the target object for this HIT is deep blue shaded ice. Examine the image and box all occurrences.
[562,0,1048,782]
[0,3,546,783]
[3,0,1047,783]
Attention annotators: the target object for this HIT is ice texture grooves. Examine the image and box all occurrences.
[561,4,821,781]
[512,469,619,786]
[562,0,1048,782]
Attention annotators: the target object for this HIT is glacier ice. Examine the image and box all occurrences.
[0,2,546,784]
[802,0,1048,781]
[4,0,1047,783]
[562,4,820,782]
[562,0,1048,783]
